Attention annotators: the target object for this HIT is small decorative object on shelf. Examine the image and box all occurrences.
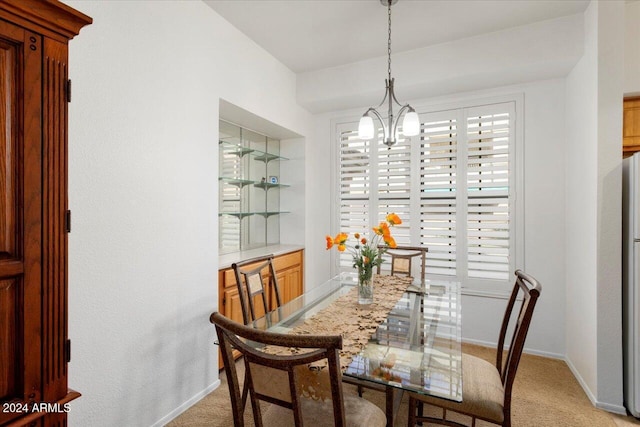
[325,213,402,305]
[269,175,278,184]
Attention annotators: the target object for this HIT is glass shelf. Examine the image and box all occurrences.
[219,119,286,254]
[218,141,255,157]
[255,211,289,218]
[253,152,284,163]
[219,177,256,188]
[254,182,290,190]
[219,211,289,219]
[219,140,288,162]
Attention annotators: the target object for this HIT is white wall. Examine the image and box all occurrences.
[63,1,311,426]
[625,1,640,96]
[595,0,624,412]
[565,0,599,401]
[565,0,625,413]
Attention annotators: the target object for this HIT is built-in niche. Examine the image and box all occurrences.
[218,120,288,254]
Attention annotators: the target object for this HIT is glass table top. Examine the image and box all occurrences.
[252,272,462,402]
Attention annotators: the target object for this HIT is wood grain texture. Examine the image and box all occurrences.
[624,97,640,157]
[0,2,90,426]
[42,36,68,403]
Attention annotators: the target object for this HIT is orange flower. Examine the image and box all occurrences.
[325,235,334,250]
[360,237,367,244]
[386,213,402,226]
[334,232,348,252]
[354,233,360,239]
[373,222,390,237]
[383,235,397,248]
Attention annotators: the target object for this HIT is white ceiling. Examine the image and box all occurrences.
[204,0,590,74]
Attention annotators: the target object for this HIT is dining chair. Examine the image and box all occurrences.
[376,245,428,285]
[232,254,283,325]
[211,312,387,427]
[407,269,542,427]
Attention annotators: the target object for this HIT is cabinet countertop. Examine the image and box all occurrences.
[218,244,304,270]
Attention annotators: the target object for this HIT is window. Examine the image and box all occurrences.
[334,100,520,293]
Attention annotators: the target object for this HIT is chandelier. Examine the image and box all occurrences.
[358,0,420,147]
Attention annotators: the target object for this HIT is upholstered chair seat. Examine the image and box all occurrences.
[412,353,505,424]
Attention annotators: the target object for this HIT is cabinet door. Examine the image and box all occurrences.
[624,98,640,156]
[0,20,43,426]
[223,286,246,325]
[276,265,303,305]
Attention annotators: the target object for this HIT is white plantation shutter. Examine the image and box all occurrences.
[334,100,518,292]
[465,105,513,282]
[337,127,371,269]
[377,135,412,246]
[420,111,459,277]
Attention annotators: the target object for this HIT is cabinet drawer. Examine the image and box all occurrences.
[273,250,303,271]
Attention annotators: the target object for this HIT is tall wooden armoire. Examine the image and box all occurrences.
[0,1,91,426]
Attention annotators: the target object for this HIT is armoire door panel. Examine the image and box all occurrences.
[0,18,44,410]
[0,37,18,260]
[0,278,18,400]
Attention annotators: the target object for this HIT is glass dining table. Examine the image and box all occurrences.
[251,272,462,426]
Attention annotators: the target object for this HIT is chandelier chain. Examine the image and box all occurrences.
[387,1,392,81]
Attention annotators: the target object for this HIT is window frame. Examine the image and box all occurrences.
[330,94,524,296]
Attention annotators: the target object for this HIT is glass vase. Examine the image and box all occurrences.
[357,265,374,305]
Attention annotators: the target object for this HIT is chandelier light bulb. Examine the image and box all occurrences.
[358,115,375,140]
[402,110,420,136]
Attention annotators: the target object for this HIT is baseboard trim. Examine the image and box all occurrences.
[462,338,564,360]
[151,379,221,427]
[564,357,628,415]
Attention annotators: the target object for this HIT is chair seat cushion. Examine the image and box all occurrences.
[411,353,505,423]
[262,392,386,427]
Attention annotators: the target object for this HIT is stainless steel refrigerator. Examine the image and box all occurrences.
[623,152,640,418]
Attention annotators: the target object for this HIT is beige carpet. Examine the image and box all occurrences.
[168,344,640,427]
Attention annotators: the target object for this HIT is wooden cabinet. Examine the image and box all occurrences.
[218,249,304,368]
[624,97,640,157]
[0,2,91,426]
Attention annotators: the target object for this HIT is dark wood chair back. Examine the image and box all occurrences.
[496,269,542,422]
[376,245,428,285]
[232,254,283,325]
[210,312,346,427]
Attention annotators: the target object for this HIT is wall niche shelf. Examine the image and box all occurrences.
[219,120,288,254]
